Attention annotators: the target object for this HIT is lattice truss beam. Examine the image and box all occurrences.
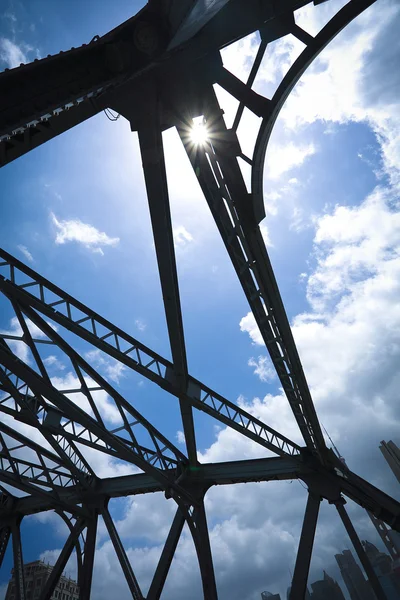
[0,0,397,599]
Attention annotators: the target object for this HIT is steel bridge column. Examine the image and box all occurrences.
[0,527,10,569]
[191,501,218,600]
[137,90,198,466]
[101,504,143,600]
[79,511,98,600]
[147,507,185,600]
[336,502,386,600]
[11,517,26,600]
[289,492,321,600]
[38,518,86,600]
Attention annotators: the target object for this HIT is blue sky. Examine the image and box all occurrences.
[1,0,400,599]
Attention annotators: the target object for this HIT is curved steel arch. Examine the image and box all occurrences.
[251,0,376,210]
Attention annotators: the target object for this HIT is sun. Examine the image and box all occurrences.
[191,121,208,145]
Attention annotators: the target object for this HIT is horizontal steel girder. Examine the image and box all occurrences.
[2,456,400,532]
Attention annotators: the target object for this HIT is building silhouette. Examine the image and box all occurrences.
[380,441,400,485]
[261,591,281,600]
[5,560,79,600]
[335,549,374,600]
[310,571,346,600]
[363,540,400,599]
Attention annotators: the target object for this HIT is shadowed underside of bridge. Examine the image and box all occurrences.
[0,0,396,599]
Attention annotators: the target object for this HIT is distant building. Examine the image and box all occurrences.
[363,540,400,600]
[310,571,346,600]
[380,440,400,484]
[335,549,374,600]
[369,512,400,561]
[261,592,281,600]
[5,560,79,600]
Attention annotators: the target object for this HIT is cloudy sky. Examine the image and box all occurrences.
[1,0,400,598]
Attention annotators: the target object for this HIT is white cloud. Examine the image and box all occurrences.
[282,0,400,189]
[50,212,119,254]
[17,244,34,262]
[176,430,185,444]
[135,318,146,332]
[43,355,66,371]
[0,316,51,363]
[265,142,315,179]
[0,37,27,68]
[173,225,193,248]
[239,312,263,346]
[248,356,276,383]
[241,184,400,460]
[51,371,122,425]
[260,223,272,248]
[84,349,126,384]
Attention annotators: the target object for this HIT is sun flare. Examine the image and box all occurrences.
[191,122,208,145]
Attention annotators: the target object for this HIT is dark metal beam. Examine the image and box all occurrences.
[138,91,197,466]
[80,512,98,600]
[38,518,86,600]
[0,250,300,459]
[102,504,144,600]
[10,297,187,471]
[0,527,10,568]
[11,518,26,600]
[0,344,192,501]
[147,508,185,600]
[252,0,377,208]
[336,502,386,600]
[289,492,321,600]
[4,455,305,520]
[187,500,218,599]
[177,103,325,454]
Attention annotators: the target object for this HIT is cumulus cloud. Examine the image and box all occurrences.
[265,141,315,179]
[51,371,122,425]
[50,212,119,254]
[135,318,146,332]
[241,184,400,471]
[84,349,126,384]
[176,430,185,444]
[283,0,400,189]
[17,244,34,262]
[43,354,66,371]
[247,356,276,383]
[0,316,52,363]
[0,37,27,68]
[173,225,193,248]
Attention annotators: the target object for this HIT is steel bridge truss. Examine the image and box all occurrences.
[0,0,397,599]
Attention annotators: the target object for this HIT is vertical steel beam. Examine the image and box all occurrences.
[79,512,99,600]
[38,518,86,600]
[101,504,143,600]
[11,517,26,600]
[0,527,10,569]
[289,492,320,600]
[336,502,386,600]
[147,507,185,600]
[190,501,218,600]
[137,89,198,465]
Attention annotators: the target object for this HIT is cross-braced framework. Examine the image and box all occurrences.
[0,0,399,598]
